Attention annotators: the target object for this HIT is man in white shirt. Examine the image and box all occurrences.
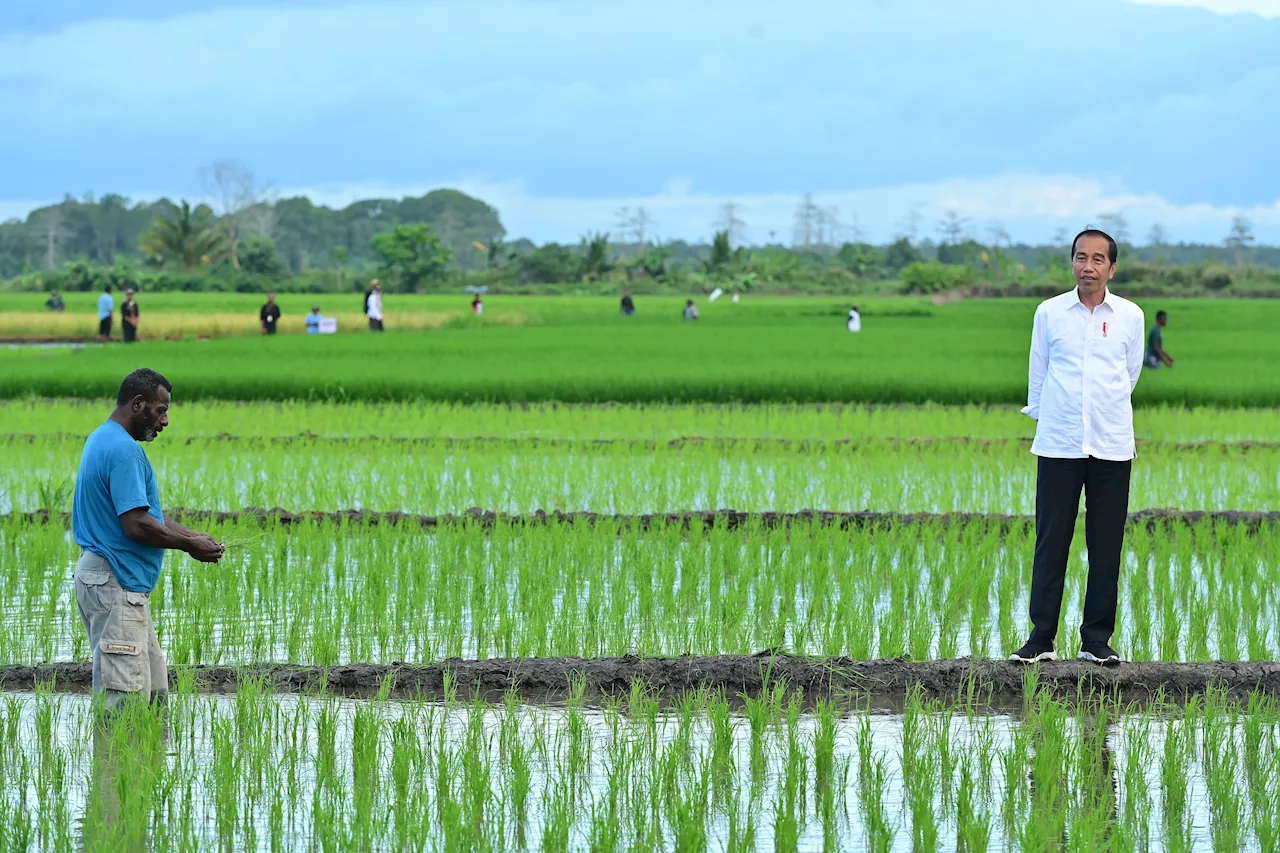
[366,279,384,332]
[1009,229,1145,667]
[847,305,861,333]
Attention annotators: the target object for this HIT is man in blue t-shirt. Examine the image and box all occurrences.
[72,368,223,711]
[97,286,114,342]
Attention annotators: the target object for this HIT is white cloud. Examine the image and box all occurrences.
[1123,0,1280,15]
[267,173,1280,245]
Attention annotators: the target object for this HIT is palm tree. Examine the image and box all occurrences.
[138,201,229,272]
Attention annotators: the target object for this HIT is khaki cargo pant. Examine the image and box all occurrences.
[73,552,167,710]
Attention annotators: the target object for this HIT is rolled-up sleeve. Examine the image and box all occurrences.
[1022,306,1048,419]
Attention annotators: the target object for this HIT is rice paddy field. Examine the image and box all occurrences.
[1,295,1277,405]
[2,299,1280,851]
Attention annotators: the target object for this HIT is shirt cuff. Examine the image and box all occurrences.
[1020,405,1038,419]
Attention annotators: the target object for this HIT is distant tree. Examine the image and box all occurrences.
[238,236,288,278]
[986,220,1011,248]
[937,210,969,244]
[1146,223,1168,247]
[369,224,452,291]
[896,208,923,241]
[936,239,985,267]
[518,243,581,284]
[1225,216,1255,266]
[580,232,613,280]
[635,243,672,278]
[615,207,654,254]
[793,194,820,248]
[1096,212,1130,245]
[329,245,349,290]
[715,202,747,246]
[138,201,229,272]
[883,237,924,274]
[835,242,883,279]
[203,160,273,270]
[707,230,733,273]
[33,206,71,271]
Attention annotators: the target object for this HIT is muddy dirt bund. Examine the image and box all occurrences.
[4,657,1279,703]
[13,507,1280,531]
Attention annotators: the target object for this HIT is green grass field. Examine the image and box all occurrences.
[5,295,1280,851]
[2,295,1276,405]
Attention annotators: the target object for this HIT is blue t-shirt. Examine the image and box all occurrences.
[98,293,114,319]
[72,421,165,592]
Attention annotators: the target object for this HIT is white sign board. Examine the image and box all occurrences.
[318,317,338,335]
[708,287,724,301]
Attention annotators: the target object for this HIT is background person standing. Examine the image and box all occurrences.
[97,286,114,342]
[260,292,281,335]
[72,369,223,713]
[1010,229,1145,667]
[366,280,384,331]
[121,289,139,343]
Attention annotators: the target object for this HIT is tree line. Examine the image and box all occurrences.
[3,181,1278,295]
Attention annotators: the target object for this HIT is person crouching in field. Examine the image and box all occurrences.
[1144,310,1174,369]
[72,369,224,713]
[847,304,861,333]
[1010,229,1144,667]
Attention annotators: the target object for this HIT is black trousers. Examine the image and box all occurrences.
[1028,455,1132,648]
[122,322,137,343]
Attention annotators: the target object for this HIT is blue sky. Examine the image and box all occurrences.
[1,0,1278,244]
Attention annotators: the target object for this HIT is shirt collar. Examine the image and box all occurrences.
[1071,286,1114,313]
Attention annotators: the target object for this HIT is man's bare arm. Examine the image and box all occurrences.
[122,508,223,562]
[165,515,199,538]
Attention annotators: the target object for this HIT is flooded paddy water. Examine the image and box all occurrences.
[3,401,1278,850]
[3,682,1276,852]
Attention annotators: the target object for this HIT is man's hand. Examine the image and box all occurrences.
[186,533,224,563]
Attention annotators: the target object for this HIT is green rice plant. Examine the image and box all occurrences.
[9,429,1280,515]
[2,295,1277,405]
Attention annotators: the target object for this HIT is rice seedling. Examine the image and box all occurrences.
[9,398,1278,443]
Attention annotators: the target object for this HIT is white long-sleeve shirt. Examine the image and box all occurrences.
[1022,287,1145,461]
[366,291,383,321]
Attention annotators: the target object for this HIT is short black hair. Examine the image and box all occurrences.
[104,285,113,293]
[1156,310,1168,320]
[1070,229,1118,264]
[116,369,172,407]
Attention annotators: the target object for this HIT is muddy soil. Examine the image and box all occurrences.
[14,508,1280,531]
[4,657,1278,703]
